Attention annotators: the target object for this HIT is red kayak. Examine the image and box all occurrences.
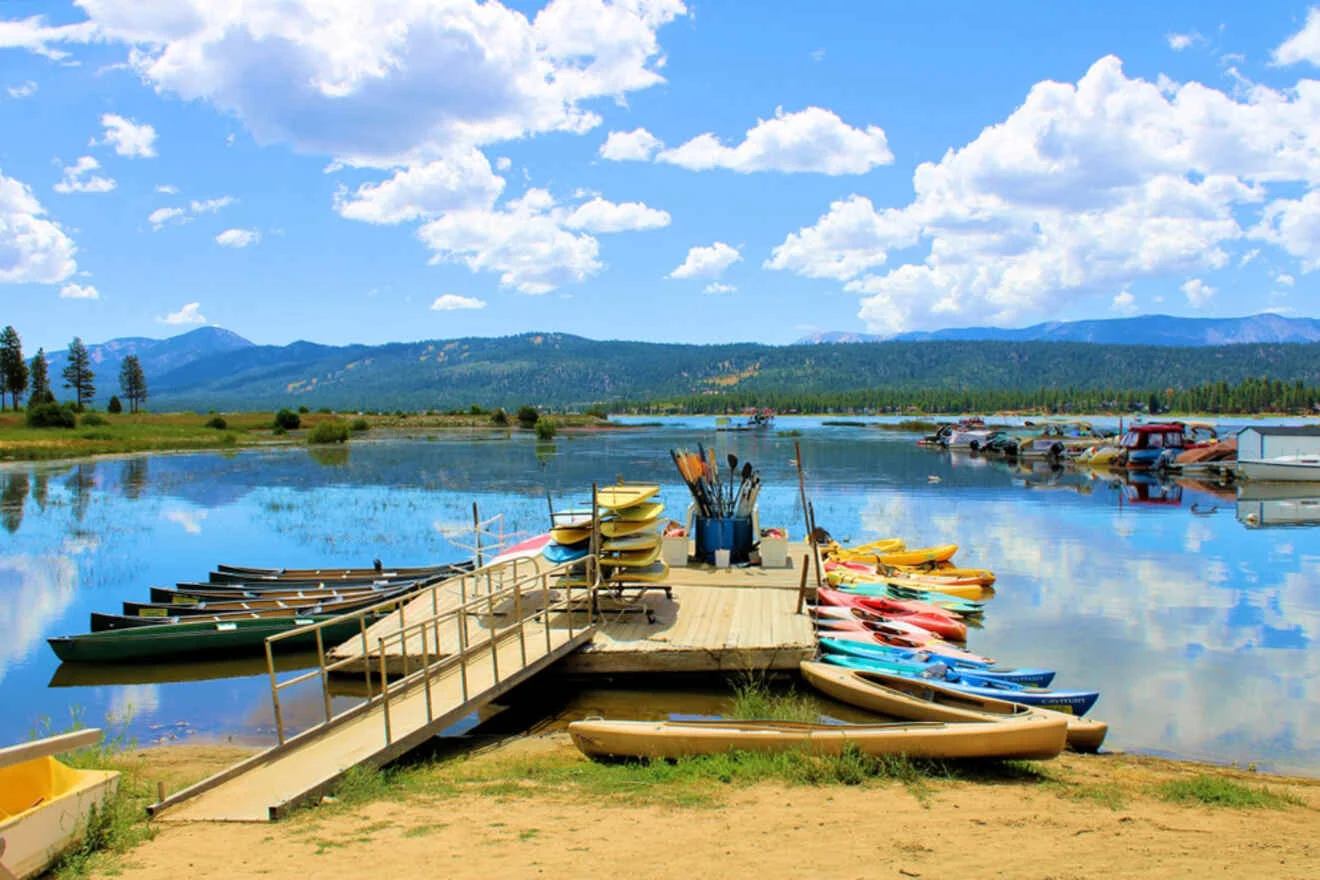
[816,587,968,641]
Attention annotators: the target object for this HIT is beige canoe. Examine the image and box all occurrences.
[568,714,1067,762]
[799,661,1107,753]
[1,730,120,880]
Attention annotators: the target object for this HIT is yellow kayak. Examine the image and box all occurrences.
[600,517,659,538]
[550,525,592,545]
[612,500,665,522]
[601,544,662,568]
[596,485,660,511]
[826,569,988,600]
[823,538,906,561]
[878,544,957,567]
[886,564,996,586]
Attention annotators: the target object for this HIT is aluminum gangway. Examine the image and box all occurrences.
[150,557,598,822]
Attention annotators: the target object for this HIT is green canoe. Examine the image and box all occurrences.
[47,615,373,663]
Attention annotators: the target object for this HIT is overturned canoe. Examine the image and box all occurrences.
[799,661,1107,753]
[568,714,1067,762]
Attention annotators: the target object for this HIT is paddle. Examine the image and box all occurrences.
[726,453,738,516]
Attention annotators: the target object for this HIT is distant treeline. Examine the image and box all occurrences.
[617,376,1320,416]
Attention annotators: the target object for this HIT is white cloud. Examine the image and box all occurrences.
[97,113,157,158]
[0,15,94,61]
[560,196,669,232]
[157,302,207,325]
[59,282,99,299]
[334,150,505,224]
[1276,271,1296,286]
[669,241,741,279]
[600,127,663,161]
[1273,8,1320,66]
[767,55,1320,334]
[215,228,260,248]
[148,206,187,229]
[190,196,235,214]
[1111,289,1138,315]
[0,169,77,284]
[704,282,736,294]
[53,156,116,194]
[1167,32,1201,52]
[155,184,178,194]
[12,1,686,167]
[656,107,893,175]
[417,189,601,294]
[430,293,486,310]
[1239,247,1261,266]
[1181,278,1215,307]
[495,156,512,171]
[6,81,36,99]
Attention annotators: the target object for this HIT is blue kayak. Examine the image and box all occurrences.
[818,638,1056,687]
[817,637,1054,684]
[820,653,1100,717]
[543,542,590,564]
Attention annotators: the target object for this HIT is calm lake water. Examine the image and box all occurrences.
[2,419,1317,774]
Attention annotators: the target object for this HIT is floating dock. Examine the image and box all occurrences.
[326,543,817,676]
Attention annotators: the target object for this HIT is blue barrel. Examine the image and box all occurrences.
[695,515,754,563]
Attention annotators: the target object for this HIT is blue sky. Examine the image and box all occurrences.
[3,1,1320,352]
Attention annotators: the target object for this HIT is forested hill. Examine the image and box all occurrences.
[135,331,1320,412]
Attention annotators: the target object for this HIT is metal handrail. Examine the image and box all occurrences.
[263,552,597,745]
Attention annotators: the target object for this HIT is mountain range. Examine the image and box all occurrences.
[26,314,1320,412]
[798,313,1320,346]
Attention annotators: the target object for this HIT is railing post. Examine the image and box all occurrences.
[542,571,552,655]
[473,501,483,568]
[457,612,469,702]
[515,577,527,667]
[315,627,332,724]
[266,639,285,745]
[359,615,373,699]
[379,638,392,745]
[421,621,433,723]
[487,589,500,683]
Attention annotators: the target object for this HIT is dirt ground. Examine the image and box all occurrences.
[99,738,1320,880]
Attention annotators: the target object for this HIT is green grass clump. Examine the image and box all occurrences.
[728,678,820,724]
[891,419,941,432]
[1156,774,1305,809]
[349,417,370,432]
[79,413,109,427]
[204,415,228,430]
[308,420,350,444]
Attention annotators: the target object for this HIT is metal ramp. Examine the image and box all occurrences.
[150,559,597,822]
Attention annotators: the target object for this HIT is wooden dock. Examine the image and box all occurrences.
[327,543,818,677]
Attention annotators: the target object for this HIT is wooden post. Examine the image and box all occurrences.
[472,501,483,568]
[807,500,823,588]
[315,627,332,724]
[156,780,166,803]
[795,553,811,614]
[265,640,285,745]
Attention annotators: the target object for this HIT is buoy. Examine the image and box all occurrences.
[927,475,942,483]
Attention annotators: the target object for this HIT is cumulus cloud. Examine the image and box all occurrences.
[1111,290,1138,315]
[669,241,741,279]
[97,113,157,158]
[190,196,235,214]
[417,189,601,294]
[0,169,77,284]
[1276,271,1296,286]
[600,127,663,161]
[430,293,486,310]
[53,156,116,194]
[1181,278,1215,307]
[495,156,512,171]
[560,196,670,232]
[59,282,99,299]
[1273,8,1320,66]
[704,282,736,294]
[215,228,260,248]
[148,195,236,230]
[157,302,206,325]
[656,107,892,174]
[155,184,178,194]
[334,150,505,224]
[767,55,1320,334]
[6,81,36,99]
[9,1,686,167]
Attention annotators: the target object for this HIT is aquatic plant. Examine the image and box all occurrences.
[309,420,350,444]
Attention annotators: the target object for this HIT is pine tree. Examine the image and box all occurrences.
[62,337,95,410]
[28,348,50,406]
[119,354,148,413]
[0,326,28,411]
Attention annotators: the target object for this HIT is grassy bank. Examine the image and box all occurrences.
[0,410,621,462]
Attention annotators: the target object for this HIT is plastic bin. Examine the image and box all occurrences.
[661,534,689,567]
[694,515,754,564]
[759,530,789,568]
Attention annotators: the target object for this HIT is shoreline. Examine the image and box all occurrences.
[84,736,1320,880]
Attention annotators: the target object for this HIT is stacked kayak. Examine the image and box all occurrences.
[546,483,671,587]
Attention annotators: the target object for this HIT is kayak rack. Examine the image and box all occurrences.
[150,555,600,822]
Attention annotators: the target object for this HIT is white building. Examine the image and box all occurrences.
[1236,426,1320,482]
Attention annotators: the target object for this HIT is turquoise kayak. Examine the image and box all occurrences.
[818,638,1055,687]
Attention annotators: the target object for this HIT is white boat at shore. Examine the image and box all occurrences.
[1236,426,1320,483]
[1237,455,1320,482]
